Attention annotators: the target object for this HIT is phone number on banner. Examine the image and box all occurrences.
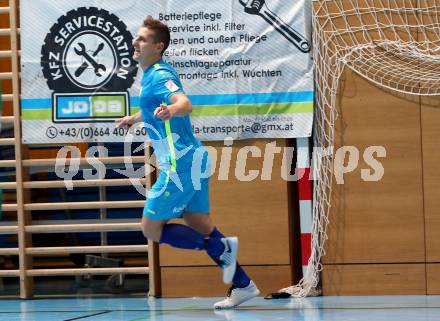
[45,126,148,140]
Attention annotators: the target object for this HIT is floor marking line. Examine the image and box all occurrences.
[63,310,112,321]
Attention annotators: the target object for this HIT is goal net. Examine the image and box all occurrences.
[279,0,440,297]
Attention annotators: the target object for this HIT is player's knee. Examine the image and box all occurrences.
[141,219,163,242]
[197,224,214,237]
[184,214,214,237]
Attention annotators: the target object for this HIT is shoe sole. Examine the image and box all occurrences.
[222,237,238,284]
[213,288,261,309]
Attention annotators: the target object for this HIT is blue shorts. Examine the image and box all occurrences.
[143,170,210,220]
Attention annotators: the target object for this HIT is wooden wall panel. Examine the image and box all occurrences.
[426,264,440,294]
[161,265,291,297]
[421,97,440,263]
[419,3,440,294]
[160,139,291,266]
[324,70,425,264]
[323,264,426,295]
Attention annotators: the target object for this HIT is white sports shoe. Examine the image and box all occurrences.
[218,237,238,284]
[213,280,260,309]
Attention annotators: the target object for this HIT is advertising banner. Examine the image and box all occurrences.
[21,0,313,143]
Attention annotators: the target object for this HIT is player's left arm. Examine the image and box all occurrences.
[154,93,192,120]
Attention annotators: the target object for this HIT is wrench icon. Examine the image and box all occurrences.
[74,42,106,77]
[75,42,105,77]
[239,0,311,53]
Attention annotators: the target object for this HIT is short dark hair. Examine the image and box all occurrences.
[142,16,170,55]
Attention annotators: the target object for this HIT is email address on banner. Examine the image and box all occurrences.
[193,123,296,135]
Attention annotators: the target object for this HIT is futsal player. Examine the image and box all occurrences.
[116,16,260,309]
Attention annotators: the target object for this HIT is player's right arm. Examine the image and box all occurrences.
[115,111,142,129]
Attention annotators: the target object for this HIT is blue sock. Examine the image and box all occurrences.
[209,227,251,288]
[159,223,224,257]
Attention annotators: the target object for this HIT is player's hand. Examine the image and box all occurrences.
[115,115,134,128]
[154,103,172,120]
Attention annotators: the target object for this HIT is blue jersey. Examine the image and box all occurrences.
[139,59,204,173]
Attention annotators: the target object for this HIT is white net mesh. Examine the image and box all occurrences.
[280,0,440,297]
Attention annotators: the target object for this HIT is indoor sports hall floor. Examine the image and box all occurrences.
[0,295,439,321]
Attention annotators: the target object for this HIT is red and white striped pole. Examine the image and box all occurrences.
[296,137,312,276]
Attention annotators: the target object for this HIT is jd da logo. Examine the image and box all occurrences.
[41,7,137,123]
